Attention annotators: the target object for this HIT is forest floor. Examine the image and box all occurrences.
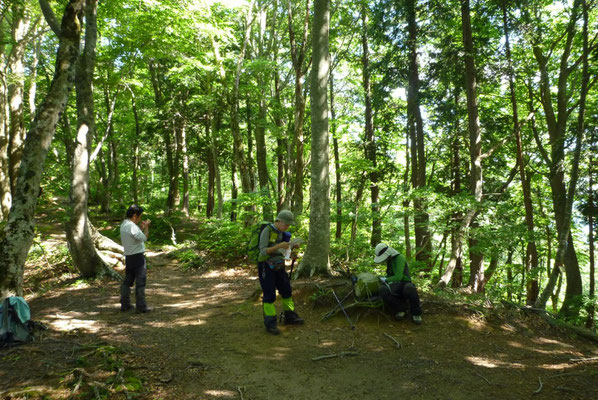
[1,209,598,400]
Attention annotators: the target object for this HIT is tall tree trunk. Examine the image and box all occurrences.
[330,73,342,240]
[212,112,223,218]
[587,157,595,329]
[128,86,140,204]
[533,0,586,317]
[274,72,286,212]
[449,87,462,283]
[230,2,255,210]
[246,97,256,192]
[350,174,367,246]
[0,0,84,297]
[66,0,112,279]
[501,3,539,305]
[7,1,31,194]
[405,0,431,268]
[297,0,330,277]
[461,0,484,289]
[165,121,181,214]
[254,11,273,221]
[0,41,10,218]
[255,95,272,221]
[468,222,484,291]
[181,123,190,216]
[95,148,110,211]
[205,120,215,218]
[287,0,310,216]
[438,0,482,288]
[361,6,380,247]
[403,131,411,258]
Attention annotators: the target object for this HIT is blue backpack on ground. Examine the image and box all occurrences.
[0,296,32,347]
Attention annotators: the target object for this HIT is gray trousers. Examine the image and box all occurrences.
[120,253,147,311]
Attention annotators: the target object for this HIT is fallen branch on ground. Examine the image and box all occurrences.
[474,371,491,385]
[383,333,402,349]
[533,377,543,394]
[312,351,359,361]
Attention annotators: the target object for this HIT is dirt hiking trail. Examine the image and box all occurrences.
[1,228,598,399]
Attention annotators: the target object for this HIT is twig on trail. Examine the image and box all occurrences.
[69,373,83,398]
[312,351,359,361]
[569,356,598,363]
[237,386,246,400]
[474,371,491,385]
[533,377,543,394]
[383,333,402,349]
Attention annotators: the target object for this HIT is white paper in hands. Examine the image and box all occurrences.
[285,237,304,259]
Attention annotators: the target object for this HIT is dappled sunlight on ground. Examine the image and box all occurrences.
[5,246,597,400]
[507,340,581,356]
[203,389,237,398]
[532,336,576,348]
[49,313,104,333]
[465,356,526,369]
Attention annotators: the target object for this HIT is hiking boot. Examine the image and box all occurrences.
[412,315,422,325]
[264,316,280,335]
[136,307,153,313]
[395,311,406,321]
[266,325,281,335]
[120,305,132,312]
[283,311,304,325]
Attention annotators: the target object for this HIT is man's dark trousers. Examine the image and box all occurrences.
[120,253,147,311]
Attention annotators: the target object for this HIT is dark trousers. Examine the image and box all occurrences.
[120,253,147,311]
[379,281,422,316]
[258,262,292,304]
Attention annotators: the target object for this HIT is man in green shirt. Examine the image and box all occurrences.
[374,243,422,324]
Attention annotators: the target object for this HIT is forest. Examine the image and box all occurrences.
[1,0,597,324]
[0,0,597,398]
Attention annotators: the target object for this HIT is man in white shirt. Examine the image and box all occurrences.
[120,205,151,312]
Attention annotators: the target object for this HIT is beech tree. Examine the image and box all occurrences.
[298,0,330,277]
[0,0,85,296]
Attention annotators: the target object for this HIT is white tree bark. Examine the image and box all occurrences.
[0,0,85,297]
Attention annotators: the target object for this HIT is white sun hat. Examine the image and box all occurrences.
[374,243,399,263]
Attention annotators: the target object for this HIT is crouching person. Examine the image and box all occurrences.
[373,243,422,324]
[258,210,304,335]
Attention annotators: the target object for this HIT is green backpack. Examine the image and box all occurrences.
[354,272,382,300]
[0,297,32,347]
[247,221,271,263]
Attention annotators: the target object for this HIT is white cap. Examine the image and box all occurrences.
[374,243,399,263]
